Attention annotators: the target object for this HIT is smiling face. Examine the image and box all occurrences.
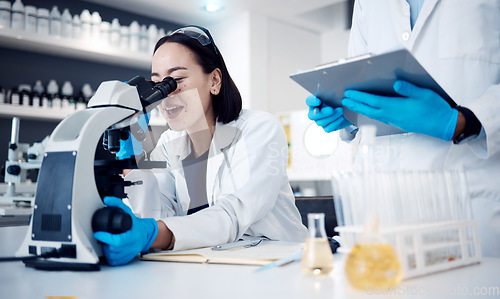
[151,42,221,133]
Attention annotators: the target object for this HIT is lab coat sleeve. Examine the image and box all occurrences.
[466,84,500,159]
[124,135,178,219]
[347,0,368,57]
[161,113,290,250]
[124,169,177,219]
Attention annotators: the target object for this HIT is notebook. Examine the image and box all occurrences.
[141,240,304,266]
[290,48,456,136]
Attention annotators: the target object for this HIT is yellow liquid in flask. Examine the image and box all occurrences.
[345,243,402,290]
[301,238,334,276]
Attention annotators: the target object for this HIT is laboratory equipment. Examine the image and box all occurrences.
[332,169,481,279]
[345,214,402,290]
[1,117,46,207]
[301,213,334,276]
[15,76,177,270]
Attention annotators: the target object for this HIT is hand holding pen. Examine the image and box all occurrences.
[306,95,356,133]
[212,238,264,251]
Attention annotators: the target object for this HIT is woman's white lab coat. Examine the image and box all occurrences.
[349,0,500,256]
[124,110,308,251]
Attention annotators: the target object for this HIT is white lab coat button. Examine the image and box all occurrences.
[402,32,410,41]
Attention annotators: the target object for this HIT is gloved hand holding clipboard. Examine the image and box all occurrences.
[291,48,457,137]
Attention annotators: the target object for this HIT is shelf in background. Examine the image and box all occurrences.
[0,103,165,126]
[0,27,151,70]
[0,104,73,121]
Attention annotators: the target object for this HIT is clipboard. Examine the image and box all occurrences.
[290,48,456,136]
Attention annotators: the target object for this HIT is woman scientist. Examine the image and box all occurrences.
[93,25,308,266]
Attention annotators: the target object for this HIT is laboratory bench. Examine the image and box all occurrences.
[1,226,499,299]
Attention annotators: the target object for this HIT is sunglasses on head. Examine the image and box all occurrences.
[167,25,219,56]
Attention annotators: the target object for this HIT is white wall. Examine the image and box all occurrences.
[210,13,252,109]
[212,12,350,114]
[321,28,350,63]
[266,20,321,114]
[211,12,324,114]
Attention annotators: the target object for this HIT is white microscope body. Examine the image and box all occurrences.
[15,77,175,270]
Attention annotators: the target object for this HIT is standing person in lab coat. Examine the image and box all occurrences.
[94,25,308,266]
[307,0,500,257]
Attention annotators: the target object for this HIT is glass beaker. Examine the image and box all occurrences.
[344,214,402,290]
[301,213,334,276]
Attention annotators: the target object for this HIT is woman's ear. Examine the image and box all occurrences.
[210,68,222,95]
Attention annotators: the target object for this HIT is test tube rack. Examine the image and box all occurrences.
[332,170,482,280]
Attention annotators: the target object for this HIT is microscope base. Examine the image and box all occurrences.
[23,259,101,271]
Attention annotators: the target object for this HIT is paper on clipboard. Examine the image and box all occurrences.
[290,48,456,136]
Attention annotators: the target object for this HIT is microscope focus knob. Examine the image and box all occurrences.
[7,164,21,176]
[92,207,132,234]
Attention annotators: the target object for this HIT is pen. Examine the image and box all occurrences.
[254,249,303,272]
[212,238,263,251]
[314,84,321,115]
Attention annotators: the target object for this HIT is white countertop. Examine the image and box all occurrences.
[0,226,499,299]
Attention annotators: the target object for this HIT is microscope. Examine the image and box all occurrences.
[1,117,47,208]
[15,76,177,270]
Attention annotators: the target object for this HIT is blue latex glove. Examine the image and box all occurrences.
[93,196,158,266]
[115,112,150,160]
[306,95,353,132]
[342,80,459,141]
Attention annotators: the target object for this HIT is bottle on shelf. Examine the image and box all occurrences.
[147,24,158,53]
[76,83,93,110]
[61,81,74,110]
[32,80,44,108]
[9,87,20,105]
[0,1,11,29]
[80,9,91,41]
[72,14,81,39]
[91,11,101,41]
[40,90,49,109]
[301,213,334,276]
[110,18,121,47]
[10,0,24,30]
[18,84,31,107]
[120,25,130,51]
[47,80,59,109]
[37,8,50,35]
[61,8,72,39]
[49,6,62,37]
[100,21,110,46]
[24,5,37,33]
[0,85,6,104]
[129,20,140,52]
[139,24,148,53]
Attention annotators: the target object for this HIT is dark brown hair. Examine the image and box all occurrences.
[154,27,242,124]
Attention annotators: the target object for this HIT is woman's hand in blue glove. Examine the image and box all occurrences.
[93,196,158,266]
[115,112,151,160]
[306,95,353,132]
[342,80,459,141]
